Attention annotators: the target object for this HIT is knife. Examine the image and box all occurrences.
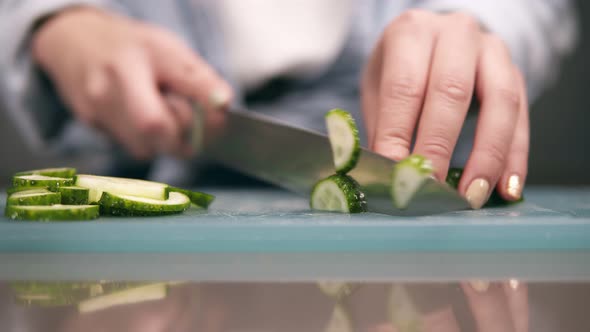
[198,107,469,215]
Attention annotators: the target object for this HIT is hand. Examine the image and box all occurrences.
[32,6,233,159]
[362,10,529,209]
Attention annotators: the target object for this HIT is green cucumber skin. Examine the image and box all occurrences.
[5,205,100,221]
[58,187,90,205]
[12,177,74,191]
[311,174,367,213]
[98,192,190,216]
[167,187,214,208]
[7,191,61,206]
[15,167,77,179]
[445,168,524,207]
[325,109,360,174]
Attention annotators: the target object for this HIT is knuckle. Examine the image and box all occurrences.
[382,77,425,104]
[421,135,454,161]
[481,143,507,168]
[450,12,480,31]
[434,75,472,105]
[492,85,520,111]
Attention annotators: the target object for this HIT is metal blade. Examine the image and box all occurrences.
[202,108,469,215]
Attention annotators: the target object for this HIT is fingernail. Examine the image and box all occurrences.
[508,278,520,291]
[469,280,490,293]
[209,89,231,109]
[466,178,490,209]
[506,175,522,200]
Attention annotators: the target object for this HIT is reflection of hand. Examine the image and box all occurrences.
[33,6,232,159]
[362,10,529,209]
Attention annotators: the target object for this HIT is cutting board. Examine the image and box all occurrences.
[0,187,589,253]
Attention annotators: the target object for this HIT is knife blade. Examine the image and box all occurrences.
[200,107,469,215]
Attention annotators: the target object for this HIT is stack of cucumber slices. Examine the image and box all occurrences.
[4,167,214,221]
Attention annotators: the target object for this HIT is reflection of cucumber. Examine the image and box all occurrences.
[325,109,361,174]
[15,167,77,179]
[12,175,73,191]
[7,189,61,206]
[78,283,168,313]
[446,168,524,207]
[324,304,353,332]
[167,187,215,208]
[75,175,169,203]
[391,155,434,209]
[311,174,367,213]
[58,186,90,205]
[5,204,99,221]
[99,191,190,216]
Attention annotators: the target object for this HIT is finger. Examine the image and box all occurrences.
[115,50,180,154]
[148,29,233,112]
[459,35,520,209]
[362,38,383,147]
[496,68,529,201]
[413,13,480,179]
[373,10,437,160]
[420,307,461,332]
[462,282,516,332]
[163,92,196,157]
[503,280,529,332]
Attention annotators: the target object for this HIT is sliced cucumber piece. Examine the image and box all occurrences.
[167,187,214,208]
[445,167,463,189]
[7,189,61,206]
[311,174,367,213]
[58,186,90,205]
[445,168,524,207]
[12,175,74,191]
[325,109,361,174]
[75,174,169,203]
[391,155,434,209]
[78,283,167,313]
[5,204,99,221]
[99,191,190,216]
[15,167,76,179]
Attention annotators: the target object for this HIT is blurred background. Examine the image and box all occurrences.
[0,1,588,186]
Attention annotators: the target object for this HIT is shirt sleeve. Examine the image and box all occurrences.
[0,0,123,150]
[413,0,578,100]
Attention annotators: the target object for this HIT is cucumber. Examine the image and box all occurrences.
[12,175,74,191]
[58,186,90,205]
[99,191,190,216]
[391,155,434,209]
[5,204,99,221]
[310,174,367,213]
[167,187,215,208]
[15,167,76,179]
[325,109,361,174]
[75,174,169,203]
[77,283,167,313]
[7,189,61,206]
[445,168,524,207]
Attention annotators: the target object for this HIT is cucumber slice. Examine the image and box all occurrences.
[99,191,190,216]
[391,155,434,209]
[15,167,76,178]
[5,204,99,221]
[12,175,74,191]
[325,109,360,174]
[78,283,167,313]
[167,187,214,208]
[445,167,524,207]
[58,186,90,205]
[75,174,169,203]
[310,174,367,213]
[7,189,61,206]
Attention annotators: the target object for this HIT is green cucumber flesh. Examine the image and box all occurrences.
[99,191,190,216]
[15,167,76,178]
[75,174,169,203]
[325,109,361,174]
[58,186,90,205]
[5,204,99,221]
[12,175,74,191]
[77,283,167,313]
[310,174,367,213]
[7,189,61,206]
[391,155,434,209]
[167,187,214,208]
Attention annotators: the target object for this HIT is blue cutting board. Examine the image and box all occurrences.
[0,187,589,253]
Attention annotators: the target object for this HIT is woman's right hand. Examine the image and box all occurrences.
[32,6,233,159]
